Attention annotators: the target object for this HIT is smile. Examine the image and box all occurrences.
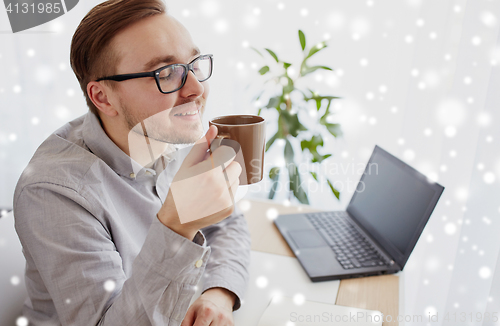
[174,108,200,116]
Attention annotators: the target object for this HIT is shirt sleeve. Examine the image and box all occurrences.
[200,204,251,311]
[14,182,210,326]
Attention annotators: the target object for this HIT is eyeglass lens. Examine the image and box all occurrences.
[157,56,211,93]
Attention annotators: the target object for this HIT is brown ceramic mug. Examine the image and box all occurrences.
[209,115,265,185]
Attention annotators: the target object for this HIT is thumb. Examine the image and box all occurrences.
[183,125,218,167]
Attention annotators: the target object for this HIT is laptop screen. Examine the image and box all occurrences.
[347,146,443,262]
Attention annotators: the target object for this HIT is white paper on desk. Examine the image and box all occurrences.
[191,251,340,326]
[257,296,383,326]
[233,251,340,326]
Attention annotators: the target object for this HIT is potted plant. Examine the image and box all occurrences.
[251,30,342,204]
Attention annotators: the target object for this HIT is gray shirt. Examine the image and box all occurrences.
[13,111,251,326]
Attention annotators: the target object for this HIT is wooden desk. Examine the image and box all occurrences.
[241,198,399,326]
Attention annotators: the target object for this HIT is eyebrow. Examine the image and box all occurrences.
[143,47,201,71]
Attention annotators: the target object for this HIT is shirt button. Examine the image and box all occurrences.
[145,171,152,175]
[195,259,203,268]
[129,173,136,178]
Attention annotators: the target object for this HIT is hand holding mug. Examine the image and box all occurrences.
[157,125,242,240]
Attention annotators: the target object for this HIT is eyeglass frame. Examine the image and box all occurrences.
[95,54,213,94]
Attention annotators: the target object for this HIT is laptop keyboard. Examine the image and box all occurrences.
[305,212,390,270]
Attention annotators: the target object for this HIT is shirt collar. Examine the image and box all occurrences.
[81,111,179,180]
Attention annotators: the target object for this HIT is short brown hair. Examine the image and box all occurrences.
[70,0,166,116]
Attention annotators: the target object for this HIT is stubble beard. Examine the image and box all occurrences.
[121,99,205,145]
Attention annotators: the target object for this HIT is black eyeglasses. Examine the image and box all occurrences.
[95,54,213,94]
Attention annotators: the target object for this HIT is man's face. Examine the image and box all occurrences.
[107,13,209,145]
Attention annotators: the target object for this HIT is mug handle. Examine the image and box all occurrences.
[208,133,230,154]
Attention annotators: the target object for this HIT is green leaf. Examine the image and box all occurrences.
[265,48,279,62]
[268,167,280,200]
[258,66,270,75]
[269,166,280,179]
[319,100,332,123]
[304,90,340,102]
[269,179,279,199]
[285,139,309,204]
[300,65,333,76]
[306,41,327,59]
[279,110,308,137]
[304,92,341,111]
[299,42,329,76]
[317,65,332,71]
[316,98,322,110]
[257,108,262,116]
[327,178,340,200]
[282,76,295,94]
[252,90,264,102]
[266,132,280,152]
[289,164,309,204]
[310,171,318,181]
[284,138,294,164]
[300,135,320,151]
[300,134,331,163]
[298,30,306,51]
[265,96,282,109]
[251,46,263,57]
[324,123,342,138]
[283,62,292,69]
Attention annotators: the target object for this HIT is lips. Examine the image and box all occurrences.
[173,101,201,117]
[174,108,200,116]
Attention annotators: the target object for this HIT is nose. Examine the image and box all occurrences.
[179,70,204,98]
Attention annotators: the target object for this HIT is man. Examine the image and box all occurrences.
[13,0,251,325]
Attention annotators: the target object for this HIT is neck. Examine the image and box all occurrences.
[100,114,173,167]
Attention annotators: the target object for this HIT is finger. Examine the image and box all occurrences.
[217,176,239,212]
[228,177,240,199]
[193,313,213,326]
[222,161,242,185]
[201,150,211,162]
[208,311,233,326]
[205,124,218,141]
[183,125,218,167]
[180,308,195,326]
[211,145,237,168]
[191,145,236,176]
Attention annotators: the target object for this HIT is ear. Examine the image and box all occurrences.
[87,81,118,117]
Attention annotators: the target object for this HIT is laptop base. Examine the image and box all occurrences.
[274,211,400,282]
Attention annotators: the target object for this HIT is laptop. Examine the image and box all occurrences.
[274,145,444,282]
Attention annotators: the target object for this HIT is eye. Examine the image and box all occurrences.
[159,73,173,81]
[158,66,181,80]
